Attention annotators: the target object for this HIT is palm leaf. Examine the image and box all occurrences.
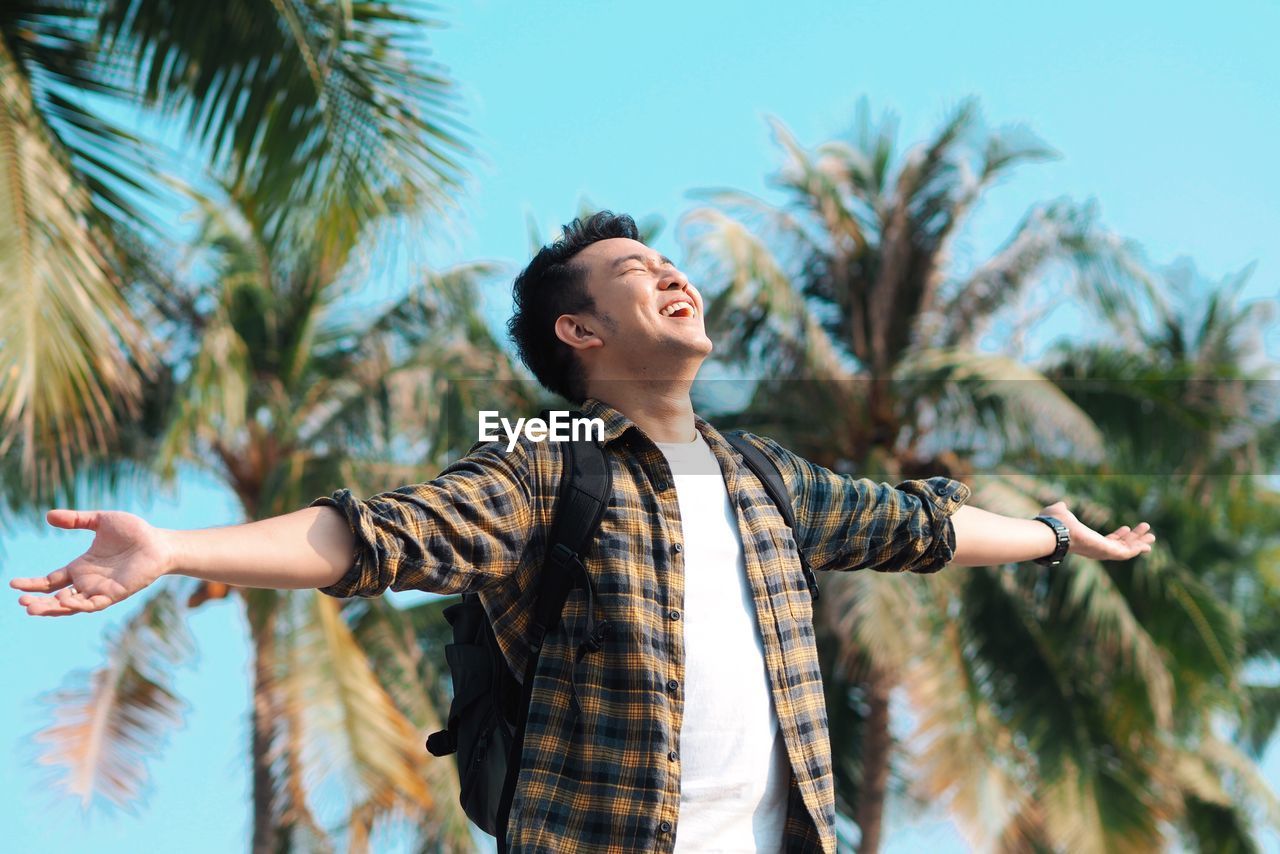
[1200,736,1280,832]
[94,0,469,255]
[278,590,466,843]
[0,36,153,505]
[894,348,1105,466]
[681,207,848,379]
[941,200,1153,350]
[904,572,1039,851]
[29,588,194,808]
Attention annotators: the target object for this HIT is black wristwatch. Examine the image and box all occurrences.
[1032,515,1071,567]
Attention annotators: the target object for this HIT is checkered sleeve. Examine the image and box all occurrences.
[311,440,533,597]
[750,434,971,575]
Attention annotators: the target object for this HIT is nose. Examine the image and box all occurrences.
[659,267,690,291]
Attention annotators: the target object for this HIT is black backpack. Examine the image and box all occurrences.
[425,422,820,850]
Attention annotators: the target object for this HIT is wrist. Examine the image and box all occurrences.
[1032,515,1071,566]
[158,528,186,577]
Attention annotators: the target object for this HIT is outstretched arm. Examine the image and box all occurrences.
[12,436,536,617]
[950,500,1154,567]
[10,506,354,617]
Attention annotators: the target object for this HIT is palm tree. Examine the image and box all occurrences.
[679,99,1269,851]
[3,2,499,847]
[1035,259,1280,851]
[0,0,466,510]
[31,182,540,851]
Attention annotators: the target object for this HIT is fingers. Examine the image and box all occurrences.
[1106,522,1154,541]
[17,585,108,616]
[1078,521,1156,562]
[17,592,81,617]
[12,568,104,616]
[9,567,71,592]
[46,509,100,531]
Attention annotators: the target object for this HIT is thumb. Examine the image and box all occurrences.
[46,509,101,531]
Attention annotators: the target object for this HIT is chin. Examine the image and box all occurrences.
[665,333,713,357]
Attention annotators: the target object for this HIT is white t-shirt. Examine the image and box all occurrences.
[654,433,790,853]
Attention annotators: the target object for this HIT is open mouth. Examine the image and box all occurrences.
[659,300,697,319]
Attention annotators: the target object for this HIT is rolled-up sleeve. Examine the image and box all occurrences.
[311,440,533,598]
[751,435,971,574]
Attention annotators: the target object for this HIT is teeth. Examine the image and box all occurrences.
[660,301,695,317]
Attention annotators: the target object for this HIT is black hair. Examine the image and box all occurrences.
[507,210,641,403]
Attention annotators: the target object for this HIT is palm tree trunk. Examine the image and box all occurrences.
[251,606,279,854]
[856,668,892,854]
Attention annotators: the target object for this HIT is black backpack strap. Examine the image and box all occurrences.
[530,413,612,653]
[724,431,821,603]
[496,412,612,852]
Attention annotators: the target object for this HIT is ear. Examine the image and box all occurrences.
[554,313,605,352]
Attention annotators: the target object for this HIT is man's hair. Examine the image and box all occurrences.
[508,211,641,403]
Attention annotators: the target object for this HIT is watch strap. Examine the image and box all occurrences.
[1032,514,1070,566]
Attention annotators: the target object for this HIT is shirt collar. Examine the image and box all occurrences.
[577,397,743,464]
[577,397,635,444]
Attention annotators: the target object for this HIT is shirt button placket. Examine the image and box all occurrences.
[657,463,682,851]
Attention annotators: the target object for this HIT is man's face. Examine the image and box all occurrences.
[559,237,713,375]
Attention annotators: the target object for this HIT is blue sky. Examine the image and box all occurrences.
[3,1,1278,851]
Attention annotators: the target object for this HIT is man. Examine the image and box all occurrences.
[12,212,1154,853]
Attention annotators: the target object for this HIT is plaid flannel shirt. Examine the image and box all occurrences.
[315,397,971,853]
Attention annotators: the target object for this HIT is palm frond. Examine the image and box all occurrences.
[767,115,870,253]
[1180,795,1260,854]
[29,589,194,809]
[961,565,1175,847]
[278,590,450,824]
[296,262,529,466]
[820,567,922,677]
[0,37,152,504]
[1061,557,1174,729]
[94,0,469,254]
[1200,735,1280,832]
[904,573,1037,851]
[937,199,1156,351]
[1240,684,1280,758]
[894,348,1105,467]
[680,207,849,379]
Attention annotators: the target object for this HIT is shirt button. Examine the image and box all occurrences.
[668,609,681,621]
[659,820,673,834]
[666,678,679,692]
[672,542,683,554]
[668,750,678,762]
[657,479,669,491]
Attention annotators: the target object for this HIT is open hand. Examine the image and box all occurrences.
[1040,501,1155,562]
[10,510,174,616]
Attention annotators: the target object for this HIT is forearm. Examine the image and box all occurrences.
[949,505,1057,567]
[163,506,354,590]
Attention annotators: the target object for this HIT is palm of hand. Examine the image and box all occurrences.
[75,515,166,596]
[11,510,170,616]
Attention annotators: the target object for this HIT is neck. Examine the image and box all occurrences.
[587,378,698,443]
